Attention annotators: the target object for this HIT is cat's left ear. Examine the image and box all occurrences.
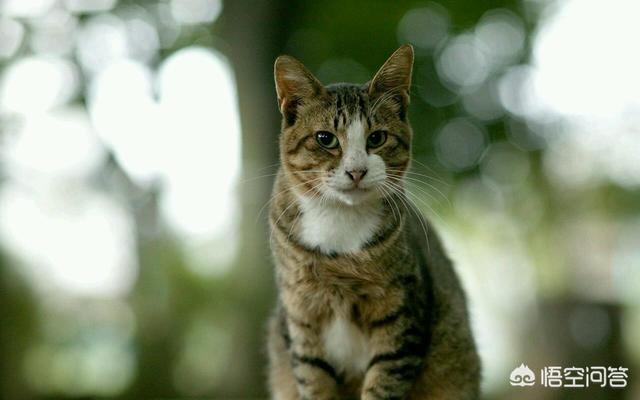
[274,55,325,125]
[368,45,414,117]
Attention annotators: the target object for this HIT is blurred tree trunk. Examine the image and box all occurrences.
[216,0,293,396]
[0,255,38,400]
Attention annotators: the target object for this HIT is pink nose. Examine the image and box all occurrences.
[346,169,367,185]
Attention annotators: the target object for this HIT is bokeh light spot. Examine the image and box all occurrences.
[397,4,450,52]
[435,118,487,171]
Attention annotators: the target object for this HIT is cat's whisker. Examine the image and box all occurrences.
[404,189,445,228]
[387,169,451,186]
[387,189,404,226]
[254,162,282,173]
[385,169,451,186]
[290,186,328,239]
[319,190,329,207]
[267,179,323,225]
[386,173,451,207]
[394,175,451,202]
[406,179,451,208]
[389,175,443,205]
[242,169,328,185]
[257,178,321,220]
[385,172,451,207]
[256,177,324,225]
[380,181,431,254]
[269,181,325,248]
[287,209,303,240]
[390,187,432,254]
[240,172,280,184]
[385,179,434,215]
[376,186,392,222]
[385,180,446,228]
[377,185,400,225]
[410,158,449,182]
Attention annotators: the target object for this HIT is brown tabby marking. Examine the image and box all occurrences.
[267,45,480,400]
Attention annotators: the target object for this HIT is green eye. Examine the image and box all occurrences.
[315,131,339,149]
[367,130,387,148]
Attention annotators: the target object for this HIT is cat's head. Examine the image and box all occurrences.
[274,45,413,206]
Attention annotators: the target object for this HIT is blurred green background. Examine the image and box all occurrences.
[1,0,639,399]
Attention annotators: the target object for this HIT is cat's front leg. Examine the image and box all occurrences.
[361,321,427,400]
[286,315,340,400]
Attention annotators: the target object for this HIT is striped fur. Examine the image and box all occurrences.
[268,45,480,399]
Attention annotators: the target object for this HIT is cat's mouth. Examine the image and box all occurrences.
[339,186,370,193]
[326,184,381,206]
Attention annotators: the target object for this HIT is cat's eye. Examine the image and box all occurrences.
[315,131,339,149]
[367,130,387,148]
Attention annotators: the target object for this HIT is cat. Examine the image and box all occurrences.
[267,45,480,400]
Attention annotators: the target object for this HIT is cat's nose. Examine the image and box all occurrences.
[346,169,367,185]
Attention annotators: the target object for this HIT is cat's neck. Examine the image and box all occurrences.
[296,194,384,254]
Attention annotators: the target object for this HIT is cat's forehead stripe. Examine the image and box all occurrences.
[329,85,369,131]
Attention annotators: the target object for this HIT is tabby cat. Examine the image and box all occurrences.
[267,45,480,400]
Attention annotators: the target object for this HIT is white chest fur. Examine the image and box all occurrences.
[322,316,370,376]
[297,198,381,254]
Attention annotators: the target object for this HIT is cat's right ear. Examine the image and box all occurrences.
[274,55,324,125]
[368,45,414,119]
